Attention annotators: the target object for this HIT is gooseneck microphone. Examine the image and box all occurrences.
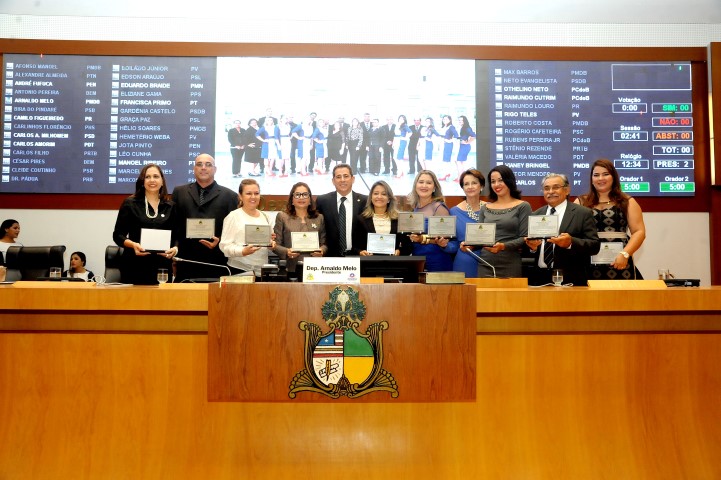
[466,249,496,278]
[173,257,232,281]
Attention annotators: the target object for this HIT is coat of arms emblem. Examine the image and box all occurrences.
[289,286,398,399]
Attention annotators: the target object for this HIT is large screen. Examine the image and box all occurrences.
[1,54,696,197]
[487,61,695,195]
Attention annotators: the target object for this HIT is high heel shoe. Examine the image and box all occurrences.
[393,172,404,179]
[440,174,451,181]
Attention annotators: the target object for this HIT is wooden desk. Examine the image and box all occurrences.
[1,283,721,479]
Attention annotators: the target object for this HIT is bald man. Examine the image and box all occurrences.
[171,153,239,281]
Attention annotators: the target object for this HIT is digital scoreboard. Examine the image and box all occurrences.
[489,61,695,196]
[1,55,698,197]
[2,54,216,194]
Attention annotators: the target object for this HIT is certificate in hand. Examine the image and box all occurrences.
[397,212,425,233]
[291,231,320,252]
[140,228,172,252]
[427,216,456,237]
[464,223,496,246]
[244,224,272,247]
[527,214,559,239]
[591,242,624,265]
[367,233,396,255]
[186,218,215,239]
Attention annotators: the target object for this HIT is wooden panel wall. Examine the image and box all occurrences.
[207,283,476,402]
[1,331,720,479]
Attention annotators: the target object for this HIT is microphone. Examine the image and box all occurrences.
[173,256,232,281]
[466,248,496,278]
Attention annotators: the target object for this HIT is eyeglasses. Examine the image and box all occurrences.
[293,192,310,199]
[195,162,214,168]
[543,184,566,192]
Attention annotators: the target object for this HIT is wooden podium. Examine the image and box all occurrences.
[207,283,476,402]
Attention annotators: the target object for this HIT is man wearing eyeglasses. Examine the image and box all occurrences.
[525,173,600,286]
[316,164,368,257]
[171,153,239,281]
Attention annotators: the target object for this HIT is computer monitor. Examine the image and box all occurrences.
[359,256,426,283]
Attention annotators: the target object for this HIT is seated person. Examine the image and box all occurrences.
[63,251,95,281]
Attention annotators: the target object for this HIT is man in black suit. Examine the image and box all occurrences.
[288,115,298,174]
[315,164,368,257]
[380,117,396,175]
[525,173,600,287]
[408,117,423,175]
[228,120,245,177]
[359,113,372,174]
[171,153,239,281]
[258,107,278,127]
[367,119,384,176]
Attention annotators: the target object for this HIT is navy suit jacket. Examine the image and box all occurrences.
[316,191,367,257]
[530,201,600,286]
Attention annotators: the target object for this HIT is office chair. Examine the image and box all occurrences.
[104,245,124,283]
[4,245,66,281]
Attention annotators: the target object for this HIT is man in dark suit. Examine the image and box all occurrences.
[287,115,298,174]
[228,120,245,177]
[367,119,384,176]
[315,164,368,257]
[525,173,600,287]
[380,117,396,175]
[408,117,423,175]
[359,113,372,174]
[171,153,239,281]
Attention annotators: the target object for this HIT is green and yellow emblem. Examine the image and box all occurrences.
[289,286,398,399]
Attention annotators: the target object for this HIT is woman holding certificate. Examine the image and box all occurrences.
[463,165,531,278]
[449,169,486,277]
[574,158,646,279]
[407,170,454,272]
[353,180,410,256]
[273,182,327,275]
[219,179,275,275]
[112,163,179,285]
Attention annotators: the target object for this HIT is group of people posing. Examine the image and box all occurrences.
[107,151,645,286]
[226,110,476,182]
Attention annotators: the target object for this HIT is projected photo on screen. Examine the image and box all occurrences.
[213,57,477,196]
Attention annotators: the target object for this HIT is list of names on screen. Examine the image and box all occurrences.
[2,54,217,194]
[489,61,695,196]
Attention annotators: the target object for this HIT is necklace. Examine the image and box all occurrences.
[466,202,481,222]
[145,196,159,218]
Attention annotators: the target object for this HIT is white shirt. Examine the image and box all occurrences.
[538,200,567,268]
[219,208,271,272]
[337,193,353,251]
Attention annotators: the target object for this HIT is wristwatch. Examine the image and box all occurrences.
[619,251,630,259]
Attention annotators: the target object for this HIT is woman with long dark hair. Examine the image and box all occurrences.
[575,158,646,279]
[464,165,531,278]
[112,163,178,284]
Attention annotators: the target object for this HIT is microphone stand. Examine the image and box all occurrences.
[173,256,232,281]
[466,248,496,278]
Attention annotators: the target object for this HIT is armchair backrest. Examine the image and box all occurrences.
[4,245,66,281]
[104,245,124,283]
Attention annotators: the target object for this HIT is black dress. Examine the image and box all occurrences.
[589,205,643,280]
[113,196,178,285]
